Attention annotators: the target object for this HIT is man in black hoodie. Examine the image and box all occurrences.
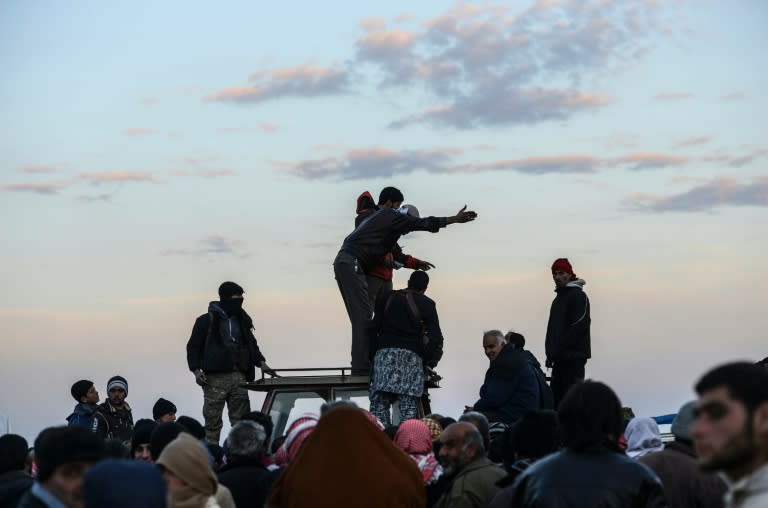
[334,187,477,374]
[187,281,275,444]
[545,258,591,408]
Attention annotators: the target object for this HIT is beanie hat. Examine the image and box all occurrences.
[176,416,206,440]
[218,281,244,300]
[150,422,185,462]
[71,380,94,403]
[84,459,166,508]
[131,420,157,456]
[152,398,177,421]
[551,258,577,280]
[671,401,696,443]
[107,375,128,396]
[35,426,105,482]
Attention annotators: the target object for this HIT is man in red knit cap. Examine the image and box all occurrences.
[545,258,591,407]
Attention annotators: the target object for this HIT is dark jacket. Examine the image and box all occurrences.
[473,345,540,424]
[66,403,107,435]
[545,280,591,363]
[341,208,447,274]
[371,289,444,367]
[0,470,33,508]
[186,302,266,382]
[15,490,47,508]
[639,440,726,508]
[355,192,423,281]
[217,457,280,508]
[512,447,667,508]
[435,456,505,508]
[96,400,134,443]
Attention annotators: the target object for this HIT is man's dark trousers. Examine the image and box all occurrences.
[551,358,586,408]
[333,250,372,374]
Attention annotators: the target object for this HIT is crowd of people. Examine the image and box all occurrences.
[1,185,766,507]
[1,360,767,508]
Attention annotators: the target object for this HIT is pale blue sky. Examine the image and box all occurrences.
[1,0,765,442]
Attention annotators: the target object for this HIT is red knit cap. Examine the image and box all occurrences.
[551,258,577,280]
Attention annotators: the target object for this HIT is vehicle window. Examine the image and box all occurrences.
[268,390,326,440]
[333,388,369,410]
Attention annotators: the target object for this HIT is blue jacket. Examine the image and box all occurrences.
[66,403,104,435]
[474,345,540,424]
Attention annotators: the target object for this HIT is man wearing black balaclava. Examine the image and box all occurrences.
[186,281,275,444]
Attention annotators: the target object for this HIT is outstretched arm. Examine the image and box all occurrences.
[446,205,477,225]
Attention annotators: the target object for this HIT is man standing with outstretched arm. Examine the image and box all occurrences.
[545,258,591,407]
[334,190,477,374]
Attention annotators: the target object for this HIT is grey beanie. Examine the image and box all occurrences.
[671,401,696,442]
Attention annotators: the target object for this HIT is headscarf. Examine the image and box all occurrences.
[156,433,218,508]
[267,407,425,508]
[420,418,443,441]
[360,409,385,430]
[394,419,443,485]
[625,417,664,458]
[273,413,318,467]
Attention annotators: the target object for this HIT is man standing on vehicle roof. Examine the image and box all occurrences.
[355,187,435,310]
[186,281,276,444]
[545,258,591,408]
[335,186,477,375]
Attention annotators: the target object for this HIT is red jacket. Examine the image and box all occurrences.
[355,191,421,281]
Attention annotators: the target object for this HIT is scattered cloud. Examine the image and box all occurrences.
[0,182,66,195]
[612,152,689,171]
[168,169,235,178]
[260,122,278,133]
[142,97,161,105]
[203,62,350,104]
[122,128,154,136]
[16,165,60,174]
[77,193,113,203]
[217,123,278,134]
[720,92,745,101]
[78,171,157,185]
[624,177,768,213]
[653,92,694,101]
[203,1,676,129]
[674,136,712,148]
[161,235,247,257]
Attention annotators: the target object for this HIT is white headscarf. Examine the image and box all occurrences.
[625,417,664,458]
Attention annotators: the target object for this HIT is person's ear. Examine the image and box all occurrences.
[753,401,768,440]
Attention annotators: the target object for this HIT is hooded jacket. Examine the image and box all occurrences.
[341,206,447,274]
[435,457,505,508]
[186,302,266,382]
[473,345,541,424]
[66,403,107,436]
[545,279,591,362]
[355,192,423,280]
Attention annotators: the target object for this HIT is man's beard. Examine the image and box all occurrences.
[442,448,471,477]
[700,419,757,472]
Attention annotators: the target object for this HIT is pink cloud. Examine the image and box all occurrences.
[260,122,278,133]
[17,165,59,174]
[1,182,65,195]
[674,135,712,148]
[204,63,349,104]
[78,171,156,184]
[122,128,154,136]
[653,92,694,101]
[613,152,689,170]
[142,97,161,105]
[720,92,745,101]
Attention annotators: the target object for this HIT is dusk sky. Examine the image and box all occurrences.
[1,0,765,443]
